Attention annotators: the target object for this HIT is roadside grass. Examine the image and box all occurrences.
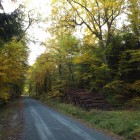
[38,94,140,140]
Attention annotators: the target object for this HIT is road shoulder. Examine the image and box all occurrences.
[0,97,24,140]
[35,97,123,140]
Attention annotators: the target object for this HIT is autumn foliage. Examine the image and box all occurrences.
[27,0,140,108]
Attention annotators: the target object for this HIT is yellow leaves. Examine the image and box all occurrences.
[82,73,92,80]
[0,72,8,82]
[0,87,10,100]
[98,63,110,71]
[29,52,56,86]
[130,80,140,92]
[0,92,9,100]
[48,90,60,98]
[104,80,124,90]
[0,39,28,100]
[73,52,93,64]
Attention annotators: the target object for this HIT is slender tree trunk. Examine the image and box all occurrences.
[58,64,62,81]
[44,74,47,93]
[99,39,108,64]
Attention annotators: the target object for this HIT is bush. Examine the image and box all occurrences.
[130,80,140,92]
[48,90,63,100]
[126,97,140,109]
[102,80,129,107]
[128,80,140,98]
[0,88,10,102]
[57,103,86,118]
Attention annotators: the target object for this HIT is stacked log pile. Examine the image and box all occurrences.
[63,89,112,110]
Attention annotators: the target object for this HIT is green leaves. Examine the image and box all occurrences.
[27,0,140,108]
[0,8,24,44]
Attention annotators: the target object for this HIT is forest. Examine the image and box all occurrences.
[27,0,140,108]
[0,1,140,139]
[0,3,29,104]
[0,0,140,108]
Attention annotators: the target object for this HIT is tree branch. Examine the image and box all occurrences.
[66,0,99,37]
[17,10,33,42]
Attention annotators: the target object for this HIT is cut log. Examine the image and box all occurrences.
[63,89,112,110]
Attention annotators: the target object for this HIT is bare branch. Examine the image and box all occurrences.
[66,0,99,37]
[17,10,33,42]
[68,0,99,30]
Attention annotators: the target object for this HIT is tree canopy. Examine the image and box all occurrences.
[0,1,29,102]
[0,0,139,108]
[27,0,140,108]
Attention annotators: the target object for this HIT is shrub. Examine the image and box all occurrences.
[128,80,140,97]
[103,80,129,107]
[126,97,140,109]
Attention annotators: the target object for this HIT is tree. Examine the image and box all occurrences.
[0,1,41,46]
[27,52,56,96]
[51,0,125,63]
[26,0,140,108]
[0,8,25,45]
[0,39,28,101]
[127,0,140,38]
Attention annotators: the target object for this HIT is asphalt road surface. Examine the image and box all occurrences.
[24,97,115,140]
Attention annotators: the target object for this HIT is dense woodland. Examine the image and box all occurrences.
[0,0,140,108]
[0,2,29,104]
[28,0,140,108]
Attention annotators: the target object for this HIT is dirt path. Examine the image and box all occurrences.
[0,98,24,140]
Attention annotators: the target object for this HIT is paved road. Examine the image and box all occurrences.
[24,97,115,140]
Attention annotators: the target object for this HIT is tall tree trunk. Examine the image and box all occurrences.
[99,39,107,64]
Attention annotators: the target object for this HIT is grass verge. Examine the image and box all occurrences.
[37,94,140,140]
